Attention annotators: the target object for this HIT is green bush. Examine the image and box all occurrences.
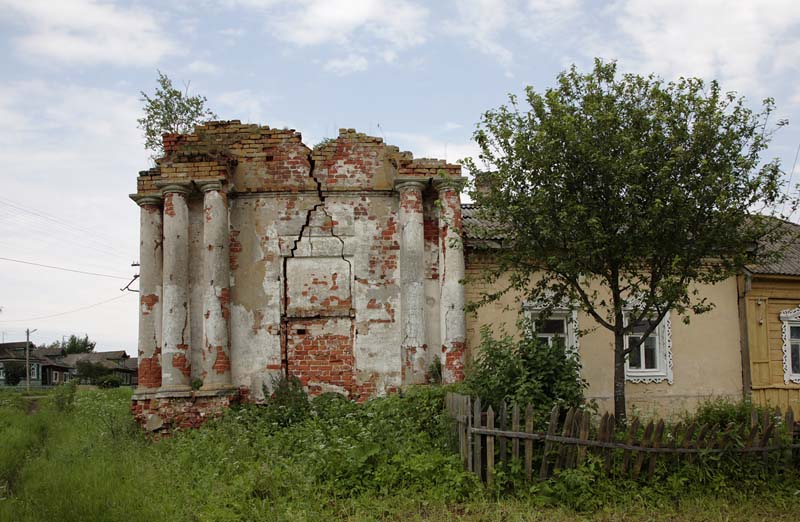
[52,380,77,412]
[96,375,122,389]
[689,397,769,429]
[464,321,588,418]
[260,374,311,428]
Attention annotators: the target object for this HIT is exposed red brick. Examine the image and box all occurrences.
[212,345,231,374]
[141,293,159,313]
[163,193,176,217]
[172,353,191,378]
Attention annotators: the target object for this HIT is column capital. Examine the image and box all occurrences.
[130,194,162,207]
[394,178,427,191]
[432,177,463,192]
[155,180,193,196]
[195,178,227,193]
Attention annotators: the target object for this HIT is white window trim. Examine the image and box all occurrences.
[780,307,800,384]
[522,303,580,356]
[624,310,673,385]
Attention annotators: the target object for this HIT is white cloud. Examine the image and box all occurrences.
[215,89,276,123]
[221,0,428,72]
[0,0,176,66]
[592,0,800,94]
[0,80,146,351]
[185,59,220,75]
[387,131,480,165]
[444,0,514,72]
[323,54,369,76]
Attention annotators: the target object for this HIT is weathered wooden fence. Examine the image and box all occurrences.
[445,392,800,485]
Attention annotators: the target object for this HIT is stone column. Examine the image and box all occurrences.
[436,181,467,383]
[159,182,192,391]
[397,180,428,384]
[134,195,163,390]
[197,180,232,390]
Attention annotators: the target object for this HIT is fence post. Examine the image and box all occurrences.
[486,406,495,488]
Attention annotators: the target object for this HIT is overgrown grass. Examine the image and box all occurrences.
[1,387,799,521]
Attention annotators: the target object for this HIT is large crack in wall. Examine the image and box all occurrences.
[280,151,353,376]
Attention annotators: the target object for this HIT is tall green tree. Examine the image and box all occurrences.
[464,59,794,424]
[63,334,95,354]
[2,361,26,386]
[137,70,217,158]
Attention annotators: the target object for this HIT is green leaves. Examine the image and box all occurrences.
[466,58,793,335]
[137,71,217,159]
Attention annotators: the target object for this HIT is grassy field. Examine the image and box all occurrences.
[1,386,799,521]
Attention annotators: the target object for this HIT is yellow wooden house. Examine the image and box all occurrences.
[741,220,800,412]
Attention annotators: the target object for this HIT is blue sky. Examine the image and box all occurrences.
[0,0,799,354]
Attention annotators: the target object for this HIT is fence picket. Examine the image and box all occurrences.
[621,418,640,477]
[555,408,576,472]
[466,395,473,472]
[499,402,508,467]
[512,404,520,461]
[760,419,775,466]
[786,406,795,468]
[524,404,534,481]
[540,406,560,480]
[577,411,591,466]
[648,420,665,478]
[633,421,654,480]
[486,406,495,488]
[602,414,614,475]
[444,393,800,487]
[473,397,482,480]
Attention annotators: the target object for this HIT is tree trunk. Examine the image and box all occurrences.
[614,331,627,428]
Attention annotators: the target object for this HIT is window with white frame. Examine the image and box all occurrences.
[780,307,800,384]
[523,305,579,354]
[29,364,39,380]
[53,371,60,383]
[624,311,672,384]
[0,363,4,380]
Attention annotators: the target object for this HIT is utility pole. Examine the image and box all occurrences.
[26,328,37,392]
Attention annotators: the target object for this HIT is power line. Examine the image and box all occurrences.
[0,196,122,245]
[0,206,132,262]
[0,294,132,323]
[0,256,130,280]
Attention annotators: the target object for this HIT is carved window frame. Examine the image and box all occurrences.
[623,310,673,384]
[522,303,580,357]
[780,307,800,384]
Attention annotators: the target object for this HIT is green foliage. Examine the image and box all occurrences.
[75,361,110,383]
[464,322,588,417]
[137,70,217,158]
[428,356,443,384]
[689,397,768,429]
[464,58,795,420]
[190,378,203,391]
[63,334,95,354]
[3,361,26,386]
[96,374,122,389]
[260,373,312,428]
[313,137,336,150]
[1,388,799,521]
[52,380,77,412]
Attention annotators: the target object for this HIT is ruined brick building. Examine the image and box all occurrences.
[130,121,466,429]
